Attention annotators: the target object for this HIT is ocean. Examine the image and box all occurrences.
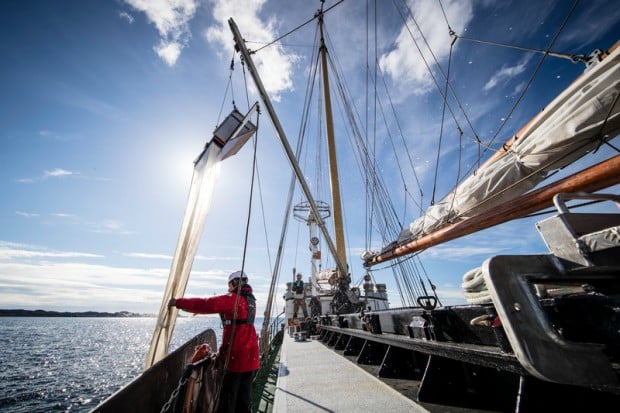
[0,316,250,413]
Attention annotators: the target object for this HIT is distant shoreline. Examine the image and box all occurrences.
[0,309,154,318]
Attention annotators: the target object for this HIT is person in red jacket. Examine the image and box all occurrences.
[169,270,260,413]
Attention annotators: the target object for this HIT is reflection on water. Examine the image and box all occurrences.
[0,316,234,413]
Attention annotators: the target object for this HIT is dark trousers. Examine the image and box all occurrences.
[293,299,308,318]
[216,370,256,413]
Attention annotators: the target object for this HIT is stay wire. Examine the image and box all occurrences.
[374,60,424,214]
[216,52,237,124]
[250,0,345,55]
[395,0,481,147]
[455,0,583,178]
[325,45,423,302]
[326,44,401,239]
[455,37,589,64]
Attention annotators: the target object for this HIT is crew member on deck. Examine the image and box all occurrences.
[292,273,308,319]
[169,270,259,413]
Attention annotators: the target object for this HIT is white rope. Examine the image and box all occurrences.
[461,266,493,305]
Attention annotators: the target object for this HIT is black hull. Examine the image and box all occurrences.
[317,322,619,412]
[316,253,620,412]
[91,329,218,413]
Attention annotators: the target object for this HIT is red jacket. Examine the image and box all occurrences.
[175,286,260,373]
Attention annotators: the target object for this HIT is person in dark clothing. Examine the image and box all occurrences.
[169,270,260,413]
[292,272,308,318]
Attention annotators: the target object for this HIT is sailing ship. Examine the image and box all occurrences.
[93,1,619,412]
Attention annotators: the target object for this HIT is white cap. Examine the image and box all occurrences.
[228,270,248,283]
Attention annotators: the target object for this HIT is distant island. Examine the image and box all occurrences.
[0,309,154,318]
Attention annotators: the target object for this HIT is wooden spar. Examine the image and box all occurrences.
[365,155,620,267]
[227,18,348,279]
[318,13,348,276]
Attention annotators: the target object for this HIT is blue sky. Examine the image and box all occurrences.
[1,0,619,314]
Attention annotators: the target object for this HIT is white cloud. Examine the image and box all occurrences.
[121,0,297,93]
[0,243,103,260]
[379,0,474,96]
[119,11,134,24]
[0,260,167,312]
[16,178,35,184]
[123,0,199,66]
[155,39,182,65]
[126,252,173,260]
[16,168,81,183]
[44,168,76,178]
[206,0,298,101]
[51,213,74,218]
[483,59,528,92]
[0,241,274,313]
[16,211,40,218]
[424,244,498,260]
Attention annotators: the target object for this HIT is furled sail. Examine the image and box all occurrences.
[145,106,257,369]
[362,43,620,267]
[407,44,620,244]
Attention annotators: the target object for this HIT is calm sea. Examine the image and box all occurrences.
[0,316,258,413]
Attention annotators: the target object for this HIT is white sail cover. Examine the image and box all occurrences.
[409,46,620,238]
[144,143,222,368]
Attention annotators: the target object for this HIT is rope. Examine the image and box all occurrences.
[396,0,481,147]
[216,53,237,125]
[209,57,263,409]
[315,18,431,305]
[224,111,259,370]
[455,37,588,64]
[160,356,214,413]
[458,0,583,179]
[250,0,345,55]
[462,267,493,305]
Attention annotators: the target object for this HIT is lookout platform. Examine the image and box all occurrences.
[272,328,429,413]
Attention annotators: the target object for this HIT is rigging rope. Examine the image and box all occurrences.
[250,0,345,54]
[456,35,589,64]
[216,54,236,125]
[453,0,583,179]
[205,54,263,410]
[375,62,424,215]
[320,18,430,306]
[396,0,481,148]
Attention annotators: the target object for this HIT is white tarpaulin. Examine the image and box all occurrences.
[410,46,620,238]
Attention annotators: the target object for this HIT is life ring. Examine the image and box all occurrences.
[183,343,211,413]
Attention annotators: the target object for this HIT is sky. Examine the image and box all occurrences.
[1,0,619,316]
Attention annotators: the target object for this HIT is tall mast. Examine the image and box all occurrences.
[318,10,348,278]
[228,18,348,279]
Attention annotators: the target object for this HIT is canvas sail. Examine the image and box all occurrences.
[144,143,222,369]
[144,105,257,368]
[406,44,620,241]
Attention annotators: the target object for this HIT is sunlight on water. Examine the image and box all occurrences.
[0,316,228,412]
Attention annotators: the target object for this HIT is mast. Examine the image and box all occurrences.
[365,155,620,266]
[318,10,348,277]
[228,18,348,279]
[294,201,330,295]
